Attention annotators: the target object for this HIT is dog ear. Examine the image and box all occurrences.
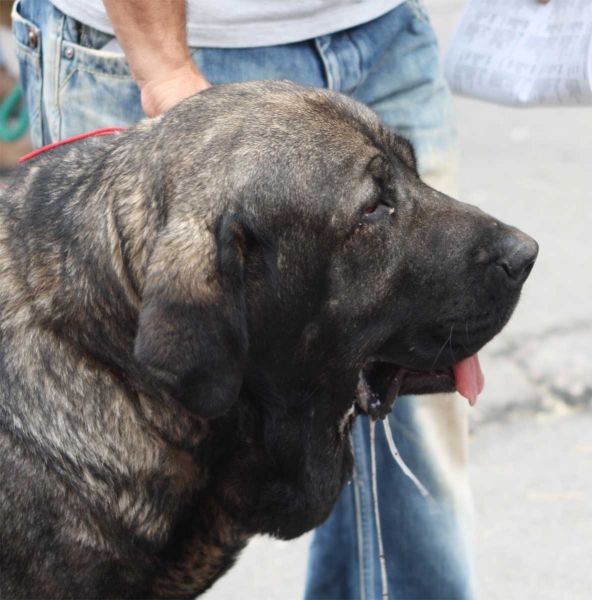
[134,214,248,419]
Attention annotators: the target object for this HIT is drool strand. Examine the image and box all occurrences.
[383,417,433,502]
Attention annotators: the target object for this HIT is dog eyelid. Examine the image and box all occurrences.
[362,198,394,221]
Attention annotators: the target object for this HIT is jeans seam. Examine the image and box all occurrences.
[344,31,365,95]
[354,420,376,600]
[13,42,42,68]
[79,22,87,47]
[352,462,366,600]
[407,0,430,25]
[54,14,65,141]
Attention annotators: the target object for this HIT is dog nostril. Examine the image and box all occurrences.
[522,260,535,279]
[495,234,539,281]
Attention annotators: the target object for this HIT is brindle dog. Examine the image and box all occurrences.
[0,81,538,599]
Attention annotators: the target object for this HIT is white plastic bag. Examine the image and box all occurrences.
[444,0,592,107]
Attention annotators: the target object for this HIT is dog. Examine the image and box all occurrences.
[0,80,538,599]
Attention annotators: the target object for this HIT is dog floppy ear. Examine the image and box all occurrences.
[134,214,248,419]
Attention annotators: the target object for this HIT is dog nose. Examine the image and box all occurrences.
[495,232,539,281]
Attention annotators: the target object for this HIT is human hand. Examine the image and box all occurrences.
[139,61,211,118]
[102,0,210,117]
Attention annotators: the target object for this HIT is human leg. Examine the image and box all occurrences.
[305,3,476,599]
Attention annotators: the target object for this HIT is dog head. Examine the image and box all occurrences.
[132,81,537,538]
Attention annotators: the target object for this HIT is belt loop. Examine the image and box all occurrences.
[52,14,66,141]
[314,35,340,92]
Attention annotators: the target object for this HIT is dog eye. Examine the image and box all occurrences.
[363,201,393,223]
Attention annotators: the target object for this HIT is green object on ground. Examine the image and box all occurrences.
[0,84,29,142]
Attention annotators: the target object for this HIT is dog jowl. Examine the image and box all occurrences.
[0,81,537,598]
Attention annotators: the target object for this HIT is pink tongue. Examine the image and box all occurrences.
[452,355,485,406]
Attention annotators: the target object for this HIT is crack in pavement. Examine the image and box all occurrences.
[489,320,592,358]
[470,321,592,433]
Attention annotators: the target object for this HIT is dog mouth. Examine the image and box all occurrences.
[339,355,485,434]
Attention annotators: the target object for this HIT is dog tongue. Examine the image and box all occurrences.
[452,355,485,406]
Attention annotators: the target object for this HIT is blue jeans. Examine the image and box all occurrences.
[13,1,474,598]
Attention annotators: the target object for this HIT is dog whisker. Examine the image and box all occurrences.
[430,324,453,370]
[448,323,457,363]
[465,320,472,347]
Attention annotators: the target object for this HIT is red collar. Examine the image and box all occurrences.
[19,127,126,163]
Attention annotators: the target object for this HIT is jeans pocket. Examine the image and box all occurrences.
[11,0,43,148]
[58,34,142,137]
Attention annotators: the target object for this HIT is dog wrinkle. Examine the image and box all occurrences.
[135,115,162,131]
[153,502,247,598]
[66,513,113,553]
[117,490,172,540]
[3,337,178,514]
[107,188,141,309]
[112,186,154,294]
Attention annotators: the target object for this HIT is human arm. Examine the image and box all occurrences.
[102,0,210,117]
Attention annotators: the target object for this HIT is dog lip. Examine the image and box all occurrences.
[399,368,456,395]
[338,400,360,439]
[359,352,485,412]
[356,358,457,420]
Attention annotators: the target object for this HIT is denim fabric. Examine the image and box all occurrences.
[13,1,474,598]
[306,398,476,600]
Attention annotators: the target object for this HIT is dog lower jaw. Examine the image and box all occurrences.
[352,360,457,423]
[238,457,354,541]
[217,407,355,541]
